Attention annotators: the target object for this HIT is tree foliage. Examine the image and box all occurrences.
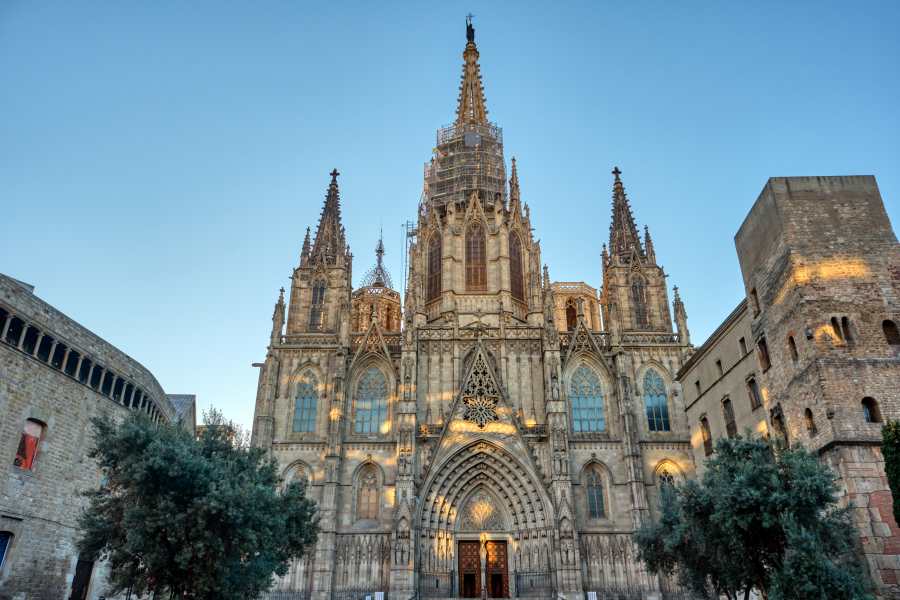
[634,436,871,600]
[78,410,318,600]
[882,420,900,527]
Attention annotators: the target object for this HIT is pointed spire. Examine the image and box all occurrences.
[270,287,285,345]
[608,166,644,259]
[673,285,690,346]
[644,225,656,263]
[300,226,311,265]
[361,228,393,288]
[509,157,520,203]
[455,15,488,126]
[310,169,348,265]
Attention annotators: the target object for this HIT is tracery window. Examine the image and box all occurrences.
[659,469,676,488]
[631,277,648,329]
[585,467,606,518]
[569,365,605,433]
[357,465,379,520]
[509,233,525,301]
[643,369,670,432]
[354,367,389,434]
[426,234,442,302]
[466,222,487,291]
[309,280,326,330]
[292,373,318,433]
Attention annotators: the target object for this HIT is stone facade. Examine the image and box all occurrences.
[252,21,695,600]
[677,175,900,597]
[0,273,186,600]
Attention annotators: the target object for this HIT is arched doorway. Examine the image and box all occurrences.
[416,441,554,598]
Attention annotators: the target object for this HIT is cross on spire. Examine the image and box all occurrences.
[330,168,340,181]
[612,166,622,181]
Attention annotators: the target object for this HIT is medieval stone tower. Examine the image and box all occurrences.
[251,18,696,599]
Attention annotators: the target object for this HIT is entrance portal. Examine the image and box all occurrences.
[458,540,509,598]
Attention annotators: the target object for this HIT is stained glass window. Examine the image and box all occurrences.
[292,373,318,433]
[509,233,524,301]
[354,367,388,434]
[569,365,605,432]
[586,468,605,518]
[644,370,670,432]
[427,234,442,302]
[466,222,487,291]
[309,280,326,330]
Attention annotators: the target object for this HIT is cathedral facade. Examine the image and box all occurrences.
[251,20,695,600]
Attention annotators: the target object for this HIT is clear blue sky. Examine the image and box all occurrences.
[2,2,898,429]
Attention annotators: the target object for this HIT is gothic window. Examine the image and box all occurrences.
[658,469,676,488]
[747,376,762,410]
[426,234,442,302]
[631,277,649,329]
[14,419,44,470]
[509,233,525,301]
[883,320,900,346]
[466,222,487,291]
[585,467,606,519]
[569,365,605,433]
[292,373,318,433]
[309,280,326,330]
[283,463,310,491]
[643,369,670,432]
[357,465,379,520]
[700,417,713,456]
[722,397,737,439]
[805,408,817,436]
[565,301,577,331]
[354,367,389,434]
[862,397,882,424]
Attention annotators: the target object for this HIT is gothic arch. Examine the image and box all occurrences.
[578,460,614,521]
[465,220,488,291]
[351,460,385,526]
[508,228,526,302]
[416,440,553,534]
[564,355,614,434]
[653,459,683,486]
[425,229,442,303]
[630,273,649,329]
[455,485,510,532]
[348,357,395,436]
[286,367,323,435]
[281,459,312,489]
[636,362,674,433]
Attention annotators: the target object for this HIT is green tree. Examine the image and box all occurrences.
[882,420,900,527]
[78,410,318,600]
[634,436,871,600]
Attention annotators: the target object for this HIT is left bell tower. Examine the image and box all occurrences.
[286,169,353,337]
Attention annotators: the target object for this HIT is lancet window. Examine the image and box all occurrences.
[569,365,605,433]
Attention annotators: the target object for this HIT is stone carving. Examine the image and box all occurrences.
[459,490,505,531]
[461,349,500,428]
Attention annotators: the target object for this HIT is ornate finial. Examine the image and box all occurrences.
[466,13,475,42]
[612,166,622,181]
[279,286,285,299]
[361,229,393,288]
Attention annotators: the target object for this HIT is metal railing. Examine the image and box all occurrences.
[418,569,454,598]
[514,570,554,597]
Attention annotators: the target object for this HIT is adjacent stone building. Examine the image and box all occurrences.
[678,176,900,596]
[252,19,696,599]
[0,273,189,600]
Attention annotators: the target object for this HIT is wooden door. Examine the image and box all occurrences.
[485,540,509,598]
[458,540,481,597]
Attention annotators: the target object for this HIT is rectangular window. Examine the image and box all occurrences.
[36,335,54,362]
[51,343,67,369]
[750,288,760,316]
[694,380,701,395]
[4,317,25,346]
[112,378,124,402]
[21,326,39,354]
[747,377,762,410]
[78,358,92,384]
[757,337,771,371]
[90,366,103,389]
[64,350,80,377]
[723,398,737,439]
[0,531,11,568]
[14,419,44,470]
[715,359,723,376]
[0,307,8,333]
[739,337,747,355]
[101,371,114,396]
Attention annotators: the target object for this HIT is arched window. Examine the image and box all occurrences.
[788,336,799,363]
[585,467,606,518]
[0,531,11,568]
[805,408,817,436]
[862,397,882,424]
[771,409,788,446]
[565,301,577,331]
[883,320,900,346]
[283,463,310,491]
[722,397,737,439]
[354,367,389,434]
[569,365,605,433]
[509,233,525,301]
[292,373,318,433]
[700,417,713,456]
[465,222,487,291]
[357,465,379,520]
[658,468,676,488]
[427,234,442,302]
[643,369,670,432]
[830,317,843,343]
[631,277,648,329]
[309,280,326,330]
[14,419,44,471]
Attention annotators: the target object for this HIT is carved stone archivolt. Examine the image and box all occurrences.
[458,489,505,531]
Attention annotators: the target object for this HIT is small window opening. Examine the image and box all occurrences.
[805,408,817,436]
[64,350,80,377]
[883,320,900,346]
[831,317,844,343]
[0,307,8,332]
[50,343,67,369]
[101,371,114,396]
[739,337,747,355]
[36,335,54,362]
[700,417,713,456]
[566,302,577,331]
[0,531,11,568]
[89,366,103,389]
[112,378,124,402]
[4,317,24,346]
[757,337,771,371]
[862,397,882,424]
[21,326,39,355]
[723,397,737,439]
[715,359,723,376]
[788,336,798,363]
[78,358,92,384]
[841,317,853,343]
[694,380,701,395]
[747,377,762,410]
[771,412,788,447]
[750,288,760,316]
[14,419,45,470]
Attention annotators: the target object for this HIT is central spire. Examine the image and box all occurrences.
[608,167,644,259]
[309,168,348,265]
[455,15,489,126]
